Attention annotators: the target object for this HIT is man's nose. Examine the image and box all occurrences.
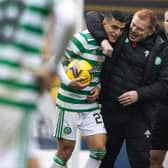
[116,29,122,36]
[131,26,137,32]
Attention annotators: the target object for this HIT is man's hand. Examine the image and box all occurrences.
[22,63,55,93]
[68,77,90,90]
[33,63,55,93]
[117,90,139,106]
[87,86,101,102]
[101,39,113,58]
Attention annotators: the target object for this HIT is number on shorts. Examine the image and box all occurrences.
[93,113,103,124]
[0,0,25,42]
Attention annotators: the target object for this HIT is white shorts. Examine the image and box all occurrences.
[54,107,106,140]
[0,105,39,168]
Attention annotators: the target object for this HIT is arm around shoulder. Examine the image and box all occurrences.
[85,11,107,44]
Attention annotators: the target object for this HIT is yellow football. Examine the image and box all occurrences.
[66,59,92,84]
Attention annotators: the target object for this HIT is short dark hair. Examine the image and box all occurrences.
[103,10,127,23]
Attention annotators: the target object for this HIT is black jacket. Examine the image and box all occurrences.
[86,11,168,104]
[86,11,168,127]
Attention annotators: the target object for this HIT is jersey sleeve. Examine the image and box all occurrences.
[64,32,88,60]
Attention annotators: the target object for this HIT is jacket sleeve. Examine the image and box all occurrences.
[137,45,168,102]
[85,11,107,44]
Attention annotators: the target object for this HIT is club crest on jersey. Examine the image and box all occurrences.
[125,38,129,43]
[64,127,72,134]
[154,56,162,65]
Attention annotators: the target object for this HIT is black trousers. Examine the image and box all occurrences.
[99,102,151,168]
[151,104,168,150]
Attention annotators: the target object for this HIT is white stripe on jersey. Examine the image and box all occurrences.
[21,54,42,68]
[20,10,46,28]
[81,53,101,62]
[0,86,38,103]
[66,41,82,56]
[0,45,21,61]
[74,33,88,48]
[0,66,36,84]
[59,88,87,100]
[15,29,44,49]
[57,99,99,111]
[0,45,41,64]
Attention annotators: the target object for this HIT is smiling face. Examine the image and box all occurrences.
[129,15,153,42]
[128,9,156,42]
[103,17,126,44]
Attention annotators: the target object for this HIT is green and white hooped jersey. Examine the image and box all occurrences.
[56,30,105,113]
[0,0,53,112]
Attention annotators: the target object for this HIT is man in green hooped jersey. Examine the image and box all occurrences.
[0,0,77,168]
[51,11,126,168]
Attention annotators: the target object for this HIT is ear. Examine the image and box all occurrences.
[102,19,106,26]
[148,27,156,36]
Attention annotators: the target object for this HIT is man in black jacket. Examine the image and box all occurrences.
[86,9,168,168]
[150,9,168,168]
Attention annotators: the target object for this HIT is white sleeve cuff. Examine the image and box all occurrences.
[56,62,71,86]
